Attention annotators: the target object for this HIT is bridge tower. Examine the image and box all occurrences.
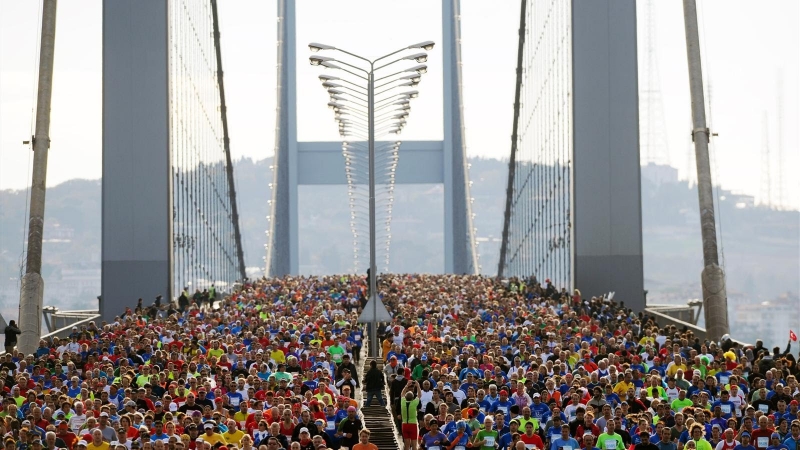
[266,0,479,276]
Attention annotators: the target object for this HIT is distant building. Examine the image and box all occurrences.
[641,163,679,186]
[47,265,101,305]
[719,190,755,209]
[729,293,799,346]
[43,222,74,242]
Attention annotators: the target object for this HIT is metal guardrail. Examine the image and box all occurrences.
[0,314,100,355]
[41,314,102,341]
[645,307,752,347]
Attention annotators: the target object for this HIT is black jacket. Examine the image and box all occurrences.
[364,367,385,391]
[4,324,21,346]
[337,361,360,387]
[338,416,363,448]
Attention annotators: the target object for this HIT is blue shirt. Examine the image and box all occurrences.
[531,402,551,420]
[782,437,800,450]
[551,437,581,450]
[448,430,471,448]
[711,401,736,419]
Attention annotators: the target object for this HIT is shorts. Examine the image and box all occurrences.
[401,423,418,440]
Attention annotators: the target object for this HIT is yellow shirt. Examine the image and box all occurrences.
[233,411,249,426]
[613,381,634,396]
[223,429,246,445]
[270,350,286,364]
[201,432,227,446]
[207,348,224,359]
[666,364,686,378]
[87,443,110,450]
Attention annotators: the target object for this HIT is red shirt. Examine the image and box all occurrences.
[521,433,545,448]
[751,428,774,450]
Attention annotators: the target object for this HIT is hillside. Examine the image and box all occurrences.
[1,158,797,322]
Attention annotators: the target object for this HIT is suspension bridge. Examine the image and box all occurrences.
[10,0,734,353]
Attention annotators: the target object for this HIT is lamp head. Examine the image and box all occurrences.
[309,42,335,52]
[410,40,435,51]
[400,74,422,83]
[404,52,428,63]
[309,55,333,66]
[320,61,342,70]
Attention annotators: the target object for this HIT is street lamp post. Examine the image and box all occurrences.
[310,41,434,357]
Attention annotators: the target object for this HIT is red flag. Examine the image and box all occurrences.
[790,330,798,342]
[427,323,434,335]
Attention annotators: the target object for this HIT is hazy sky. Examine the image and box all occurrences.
[1,1,798,209]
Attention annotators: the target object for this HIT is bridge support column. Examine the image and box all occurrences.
[102,0,172,320]
[572,0,645,311]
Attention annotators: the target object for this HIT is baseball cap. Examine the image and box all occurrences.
[203,422,214,429]
[771,433,780,439]
[77,442,88,447]
[741,432,751,438]
[347,406,356,412]
[300,427,310,434]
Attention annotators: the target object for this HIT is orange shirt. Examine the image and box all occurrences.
[353,443,379,450]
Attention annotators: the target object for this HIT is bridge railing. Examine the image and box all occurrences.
[645,306,751,347]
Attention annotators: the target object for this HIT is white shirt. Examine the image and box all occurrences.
[420,389,434,411]
[68,413,87,434]
[729,391,745,417]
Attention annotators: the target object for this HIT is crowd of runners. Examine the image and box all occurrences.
[1,274,799,450]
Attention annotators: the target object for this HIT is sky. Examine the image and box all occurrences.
[0,0,798,210]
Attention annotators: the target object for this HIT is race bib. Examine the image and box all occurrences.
[526,445,536,450]
[720,405,730,414]
[327,420,336,431]
[719,376,729,385]
[354,335,361,341]
[455,446,466,450]
[757,437,768,448]
[563,446,573,450]
[498,406,507,415]
[758,404,769,413]
[429,446,441,450]
[484,436,495,447]
[605,439,618,450]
